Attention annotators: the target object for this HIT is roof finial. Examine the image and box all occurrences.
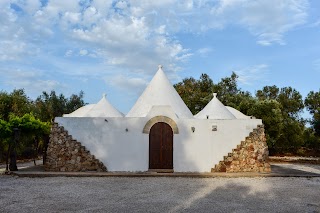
[213,93,217,98]
[102,93,107,98]
[158,64,163,70]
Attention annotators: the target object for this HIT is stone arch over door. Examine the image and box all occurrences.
[143,116,179,134]
[144,116,178,172]
[149,122,173,171]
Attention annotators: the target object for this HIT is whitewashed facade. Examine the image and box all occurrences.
[56,66,263,172]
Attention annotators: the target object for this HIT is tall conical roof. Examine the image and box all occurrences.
[83,94,124,117]
[126,65,193,118]
[194,93,236,119]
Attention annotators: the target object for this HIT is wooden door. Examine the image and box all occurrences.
[149,122,173,170]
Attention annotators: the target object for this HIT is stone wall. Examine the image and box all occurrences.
[212,125,271,173]
[45,123,107,172]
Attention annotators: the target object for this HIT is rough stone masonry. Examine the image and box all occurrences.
[45,123,107,172]
[213,125,271,173]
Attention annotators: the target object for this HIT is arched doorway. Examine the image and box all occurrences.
[149,122,173,171]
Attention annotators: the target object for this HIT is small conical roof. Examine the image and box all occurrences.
[226,106,250,119]
[63,104,95,117]
[194,93,236,119]
[84,94,124,117]
[126,65,193,118]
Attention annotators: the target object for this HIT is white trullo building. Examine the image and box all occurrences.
[46,66,270,173]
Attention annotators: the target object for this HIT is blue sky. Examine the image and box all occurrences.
[0,0,319,115]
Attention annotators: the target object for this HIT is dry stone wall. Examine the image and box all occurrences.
[45,123,107,172]
[213,125,271,173]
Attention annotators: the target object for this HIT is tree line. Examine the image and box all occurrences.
[0,89,85,162]
[174,73,320,156]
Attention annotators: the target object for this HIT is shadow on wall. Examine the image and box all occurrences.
[173,120,202,172]
[57,117,151,172]
[81,117,147,171]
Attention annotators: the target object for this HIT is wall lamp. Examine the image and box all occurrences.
[212,125,217,131]
[191,126,195,133]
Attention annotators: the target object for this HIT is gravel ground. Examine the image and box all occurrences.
[0,176,319,213]
[275,163,320,174]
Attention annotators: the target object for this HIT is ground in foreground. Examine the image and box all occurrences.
[0,176,319,213]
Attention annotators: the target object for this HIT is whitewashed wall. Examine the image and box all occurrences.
[55,116,262,172]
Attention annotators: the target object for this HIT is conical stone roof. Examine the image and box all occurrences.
[83,94,124,117]
[194,93,236,119]
[226,106,250,119]
[126,65,193,118]
[63,104,95,117]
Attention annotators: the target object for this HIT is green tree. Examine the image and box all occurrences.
[305,90,320,136]
[0,113,51,162]
[7,113,51,161]
[212,72,239,106]
[277,87,304,119]
[174,72,254,115]
[34,91,67,121]
[210,72,255,113]
[256,86,304,119]
[248,100,283,148]
[0,89,33,121]
[255,86,305,151]
[174,74,213,114]
[303,127,320,150]
[0,119,12,161]
[0,89,85,162]
[34,90,85,122]
[256,85,279,101]
[66,91,85,113]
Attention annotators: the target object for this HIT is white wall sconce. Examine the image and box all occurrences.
[191,126,195,133]
[212,125,217,131]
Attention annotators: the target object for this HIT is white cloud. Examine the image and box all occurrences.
[211,0,309,45]
[63,12,81,24]
[115,1,128,10]
[197,47,212,57]
[0,0,311,93]
[91,0,113,14]
[155,25,166,35]
[79,49,88,56]
[65,50,73,57]
[44,0,80,16]
[0,67,66,96]
[0,40,26,61]
[310,19,320,27]
[23,0,42,15]
[235,64,269,85]
[104,74,148,95]
[256,33,286,46]
[82,7,101,27]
